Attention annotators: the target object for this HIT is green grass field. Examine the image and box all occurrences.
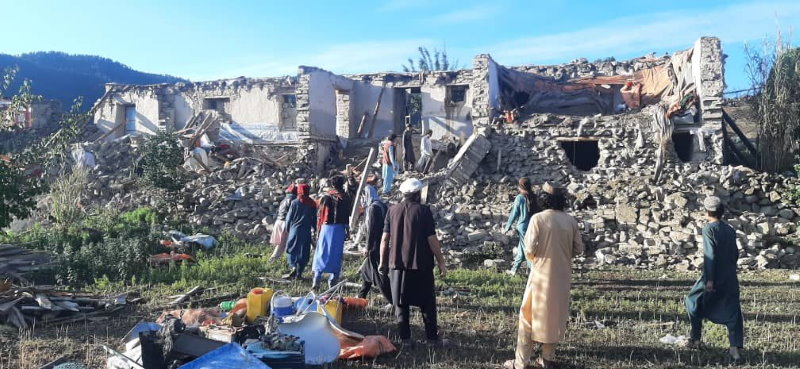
[1,246,799,369]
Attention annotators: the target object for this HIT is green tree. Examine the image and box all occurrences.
[402,46,458,72]
[1,67,87,230]
[745,32,800,172]
[140,129,184,192]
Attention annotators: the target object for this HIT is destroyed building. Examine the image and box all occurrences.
[84,37,799,271]
[92,37,726,169]
[0,98,62,130]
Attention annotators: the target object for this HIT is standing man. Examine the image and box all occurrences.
[415,129,434,173]
[357,185,392,306]
[503,177,540,275]
[283,183,317,280]
[269,183,297,262]
[504,183,583,369]
[402,124,416,172]
[379,178,448,347]
[685,196,743,363]
[381,134,399,194]
[312,175,353,289]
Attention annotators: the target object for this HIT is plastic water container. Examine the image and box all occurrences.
[271,292,294,321]
[246,288,273,323]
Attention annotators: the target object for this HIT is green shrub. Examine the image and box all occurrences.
[140,130,184,192]
[120,207,160,226]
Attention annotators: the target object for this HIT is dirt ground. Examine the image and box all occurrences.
[1,266,798,369]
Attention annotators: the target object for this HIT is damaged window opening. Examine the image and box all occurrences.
[560,140,600,171]
[204,97,230,113]
[407,88,421,126]
[124,105,136,132]
[282,94,297,109]
[447,85,467,104]
[672,132,694,162]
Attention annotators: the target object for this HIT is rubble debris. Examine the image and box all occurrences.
[446,128,492,184]
[0,243,52,282]
[0,285,134,329]
[424,110,800,271]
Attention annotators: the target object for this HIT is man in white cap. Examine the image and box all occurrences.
[685,196,744,363]
[379,178,448,347]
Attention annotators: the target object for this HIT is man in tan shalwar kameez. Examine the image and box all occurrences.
[505,183,583,369]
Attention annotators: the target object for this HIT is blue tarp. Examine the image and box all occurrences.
[179,343,271,369]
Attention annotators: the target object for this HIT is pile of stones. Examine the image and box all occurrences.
[76,109,800,271]
[79,137,319,241]
[422,111,800,271]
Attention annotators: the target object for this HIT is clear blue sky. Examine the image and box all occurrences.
[2,0,799,92]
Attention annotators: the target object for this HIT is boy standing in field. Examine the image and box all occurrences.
[685,196,744,363]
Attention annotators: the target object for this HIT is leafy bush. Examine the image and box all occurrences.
[140,130,184,192]
[785,163,800,206]
[9,207,167,286]
[47,166,88,228]
[1,67,88,229]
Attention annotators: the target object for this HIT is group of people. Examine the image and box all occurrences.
[268,162,744,365]
[380,124,435,194]
[268,174,355,290]
[500,179,744,368]
[269,164,448,345]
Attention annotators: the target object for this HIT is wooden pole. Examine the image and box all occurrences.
[349,148,376,230]
[367,85,386,138]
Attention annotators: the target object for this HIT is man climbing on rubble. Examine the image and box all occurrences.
[312,175,353,289]
[379,178,448,347]
[503,177,541,275]
[269,183,297,262]
[402,124,416,172]
[283,182,317,280]
[685,196,744,363]
[381,134,399,194]
[357,183,392,306]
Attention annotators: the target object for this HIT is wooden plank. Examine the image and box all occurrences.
[356,111,369,137]
[169,285,203,305]
[725,138,756,168]
[367,85,387,138]
[349,148,377,230]
[722,110,758,158]
[555,137,601,142]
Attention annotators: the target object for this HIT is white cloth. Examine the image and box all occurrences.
[71,146,96,169]
[420,136,432,157]
[182,147,209,172]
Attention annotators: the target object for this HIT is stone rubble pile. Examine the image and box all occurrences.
[77,109,799,271]
[80,138,320,241]
[178,147,317,239]
[422,111,800,271]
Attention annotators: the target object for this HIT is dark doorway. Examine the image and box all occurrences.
[395,87,422,128]
[560,140,600,171]
[513,91,530,108]
[672,132,694,162]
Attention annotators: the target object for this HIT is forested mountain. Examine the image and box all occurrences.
[0,52,185,109]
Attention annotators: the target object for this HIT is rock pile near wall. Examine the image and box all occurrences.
[79,138,319,241]
[76,111,800,271]
[423,112,800,271]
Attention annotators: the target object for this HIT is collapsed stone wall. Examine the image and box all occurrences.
[425,111,800,271]
[79,137,319,240]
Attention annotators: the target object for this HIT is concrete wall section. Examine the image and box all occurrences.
[420,84,473,141]
[350,81,397,140]
[299,67,354,141]
[93,88,161,137]
[94,78,298,143]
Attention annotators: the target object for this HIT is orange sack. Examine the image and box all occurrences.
[339,335,397,360]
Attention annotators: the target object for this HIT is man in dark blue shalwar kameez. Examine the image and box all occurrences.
[685,196,744,362]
